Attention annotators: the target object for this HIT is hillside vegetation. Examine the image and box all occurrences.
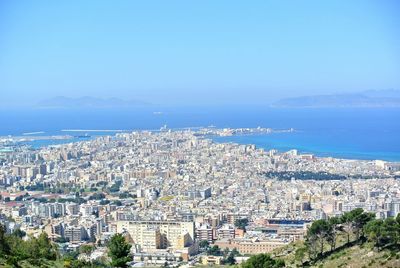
[0,226,130,268]
[1,209,400,267]
[273,209,400,267]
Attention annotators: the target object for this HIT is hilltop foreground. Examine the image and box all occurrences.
[274,240,400,268]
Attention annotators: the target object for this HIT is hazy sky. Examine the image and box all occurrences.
[0,0,399,106]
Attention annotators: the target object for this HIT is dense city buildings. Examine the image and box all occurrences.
[1,128,399,266]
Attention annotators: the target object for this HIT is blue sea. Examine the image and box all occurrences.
[0,106,399,161]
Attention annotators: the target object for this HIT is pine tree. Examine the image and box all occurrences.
[108,234,132,267]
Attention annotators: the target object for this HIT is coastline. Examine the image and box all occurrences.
[211,133,400,162]
[1,127,399,163]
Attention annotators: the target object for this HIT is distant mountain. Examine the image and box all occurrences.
[37,96,151,108]
[272,89,400,108]
[362,89,400,98]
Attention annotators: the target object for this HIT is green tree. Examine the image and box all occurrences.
[207,245,222,256]
[365,216,400,250]
[6,233,30,262]
[0,227,60,266]
[351,208,375,240]
[395,214,400,245]
[223,247,230,258]
[36,232,57,260]
[12,229,26,238]
[365,219,385,250]
[63,250,80,261]
[199,240,210,249]
[294,246,307,264]
[225,248,239,265]
[304,238,316,260]
[340,211,354,244]
[382,217,399,246]
[108,233,132,267]
[0,224,10,255]
[80,244,95,256]
[235,218,249,231]
[327,216,341,250]
[339,208,374,244]
[65,259,106,268]
[306,219,332,257]
[241,253,284,268]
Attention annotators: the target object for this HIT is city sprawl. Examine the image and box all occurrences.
[1,128,400,266]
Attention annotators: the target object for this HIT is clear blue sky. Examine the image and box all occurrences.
[0,0,399,106]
